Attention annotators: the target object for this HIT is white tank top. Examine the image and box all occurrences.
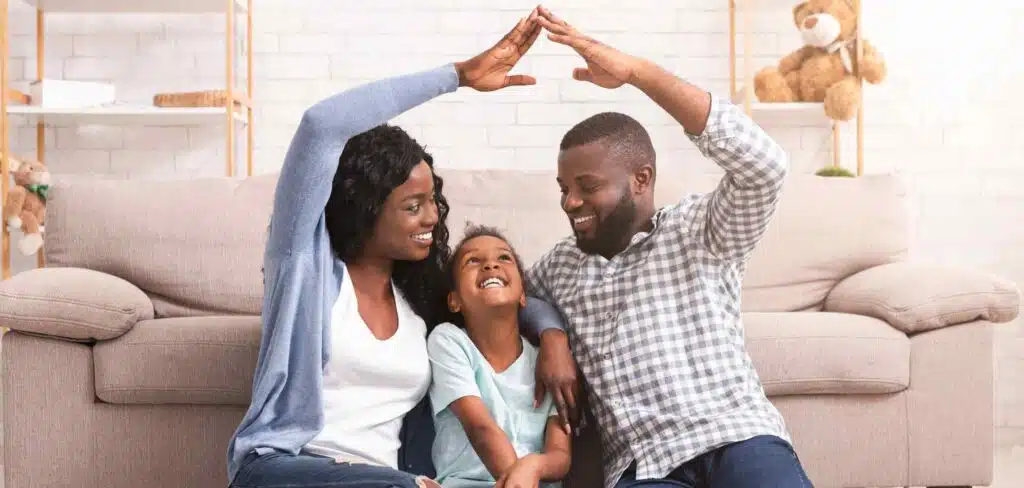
[302,270,431,468]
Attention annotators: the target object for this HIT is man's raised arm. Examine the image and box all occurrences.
[537,6,789,262]
[630,60,789,262]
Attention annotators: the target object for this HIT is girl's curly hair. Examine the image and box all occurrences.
[324,124,452,328]
[442,224,527,329]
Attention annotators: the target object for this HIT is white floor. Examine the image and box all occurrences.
[987,444,1024,488]
[867,444,1020,488]
[904,444,1024,488]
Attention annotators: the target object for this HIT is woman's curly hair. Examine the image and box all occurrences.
[324,124,452,328]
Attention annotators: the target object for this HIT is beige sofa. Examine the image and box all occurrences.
[0,168,1018,488]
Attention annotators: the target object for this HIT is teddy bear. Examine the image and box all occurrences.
[752,0,886,121]
[3,153,51,256]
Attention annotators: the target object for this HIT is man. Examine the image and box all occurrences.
[526,7,813,488]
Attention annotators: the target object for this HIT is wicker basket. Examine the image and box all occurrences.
[153,90,230,108]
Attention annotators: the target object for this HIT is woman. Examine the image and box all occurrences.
[428,225,572,488]
[226,7,576,488]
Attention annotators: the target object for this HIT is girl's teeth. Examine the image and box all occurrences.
[481,278,504,288]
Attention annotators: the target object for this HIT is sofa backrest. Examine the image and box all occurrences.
[43,169,910,317]
[440,169,911,312]
[44,174,278,318]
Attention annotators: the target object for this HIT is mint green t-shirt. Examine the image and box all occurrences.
[427,323,562,488]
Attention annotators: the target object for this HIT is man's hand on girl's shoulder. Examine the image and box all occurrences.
[535,329,579,434]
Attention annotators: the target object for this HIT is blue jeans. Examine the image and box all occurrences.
[230,451,435,488]
[614,435,813,488]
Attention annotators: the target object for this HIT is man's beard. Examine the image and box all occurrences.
[576,191,638,257]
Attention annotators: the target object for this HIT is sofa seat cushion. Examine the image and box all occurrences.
[91,311,908,404]
[743,312,910,396]
[93,315,260,405]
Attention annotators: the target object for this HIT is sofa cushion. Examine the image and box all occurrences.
[743,311,910,396]
[91,310,907,405]
[93,316,260,405]
[824,261,1021,333]
[0,267,153,342]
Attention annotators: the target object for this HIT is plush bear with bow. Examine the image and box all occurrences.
[753,0,886,121]
[3,154,51,255]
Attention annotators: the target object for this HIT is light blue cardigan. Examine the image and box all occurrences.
[226,63,565,482]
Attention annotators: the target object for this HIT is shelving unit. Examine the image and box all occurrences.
[8,105,251,125]
[727,0,864,176]
[0,0,253,279]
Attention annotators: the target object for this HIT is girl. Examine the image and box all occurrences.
[428,225,572,488]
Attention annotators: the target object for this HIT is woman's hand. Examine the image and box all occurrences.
[454,7,542,92]
[535,330,579,434]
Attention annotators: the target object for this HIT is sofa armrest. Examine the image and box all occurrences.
[823,261,1020,334]
[0,267,153,342]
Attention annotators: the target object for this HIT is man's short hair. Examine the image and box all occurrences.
[559,111,656,170]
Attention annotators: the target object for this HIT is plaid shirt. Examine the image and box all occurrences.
[525,95,791,488]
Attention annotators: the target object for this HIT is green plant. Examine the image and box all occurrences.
[815,166,856,177]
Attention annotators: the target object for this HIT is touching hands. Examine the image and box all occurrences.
[458,5,641,92]
[494,454,544,488]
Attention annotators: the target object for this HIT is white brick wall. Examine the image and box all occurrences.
[4,0,1023,443]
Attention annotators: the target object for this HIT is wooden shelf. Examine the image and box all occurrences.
[728,0,864,177]
[2,0,255,279]
[21,0,247,13]
[739,0,804,10]
[4,88,29,104]
[7,105,248,126]
[729,86,831,122]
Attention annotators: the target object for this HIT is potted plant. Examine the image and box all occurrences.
[815,166,856,177]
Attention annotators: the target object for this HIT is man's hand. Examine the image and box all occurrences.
[539,5,711,134]
[454,8,542,92]
[535,329,579,434]
[536,6,640,89]
[494,454,544,488]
